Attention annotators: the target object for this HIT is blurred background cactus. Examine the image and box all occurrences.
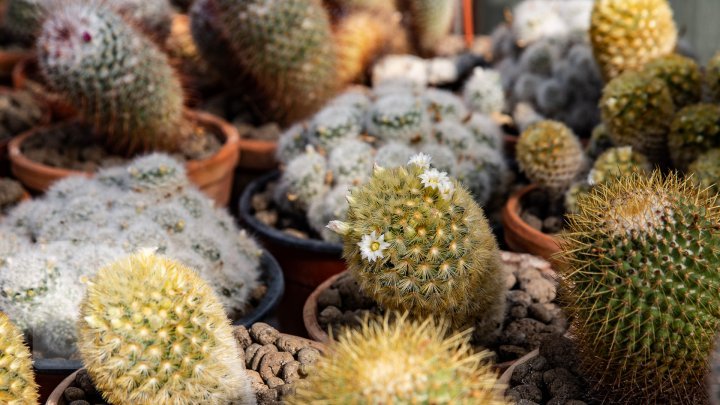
[0,312,38,404]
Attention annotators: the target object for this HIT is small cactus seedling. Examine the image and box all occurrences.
[668,104,720,170]
[590,0,677,80]
[289,313,509,404]
[78,251,254,405]
[328,155,506,332]
[559,172,720,403]
[516,120,584,195]
[0,312,39,405]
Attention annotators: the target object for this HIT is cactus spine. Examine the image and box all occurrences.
[560,173,720,403]
[78,251,254,405]
[0,312,38,405]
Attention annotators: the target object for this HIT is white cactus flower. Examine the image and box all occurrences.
[408,153,432,169]
[358,231,390,262]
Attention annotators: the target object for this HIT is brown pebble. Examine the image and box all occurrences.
[234,326,252,349]
[317,288,342,309]
[297,347,321,365]
[252,193,269,212]
[255,210,278,227]
[245,343,263,369]
[281,360,302,383]
[265,376,285,389]
[543,216,563,233]
[276,335,306,355]
[499,345,529,359]
[255,386,278,403]
[529,302,553,323]
[259,352,295,382]
[246,370,264,386]
[64,387,85,402]
[276,383,297,399]
[318,306,343,326]
[510,304,528,319]
[521,211,543,231]
[75,369,95,394]
[251,344,279,371]
[283,228,309,239]
[250,322,280,346]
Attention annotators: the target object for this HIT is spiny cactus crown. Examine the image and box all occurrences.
[37,1,185,154]
[560,172,720,403]
[78,251,253,405]
[516,120,584,194]
[0,312,38,405]
[328,155,506,330]
[290,313,509,404]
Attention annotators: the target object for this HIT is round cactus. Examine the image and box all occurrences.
[559,172,720,403]
[643,54,701,110]
[273,148,329,213]
[328,139,373,186]
[366,94,430,143]
[37,1,186,154]
[599,70,675,161]
[308,184,350,244]
[289,313,509,404]
[707,52,720,103]
[462,67,506,115]
[585,123,614,159]
[78,251,253,405]
[327,157,506,331]
[0,312,38,404]
[668,104,720,170]
[424,88,469,123]
[590,0,677,80]
[688,149,720,195]
[373,142,416,168]
[466,113,503,151]
[398,0,454,56]
[308,105,363,151]
[588,146,651,185]
[276,124,310,165]
[564,180,591,214]
[516,120,584,194]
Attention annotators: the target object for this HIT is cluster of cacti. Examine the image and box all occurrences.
[37,1,188,155]
[559,173,720,403]
[290,314,509,404]
[275,83,509,244]
[589,0,677,81]
[78,251,254,404]
[0,312,39,404]
[327,156,506,333]
[0,154,262,358]
[491,0,603,136]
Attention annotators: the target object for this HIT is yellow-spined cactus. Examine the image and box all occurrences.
[0,313,38,405]
[290,313,510,404]
[590,0,677,80]
[78,251,254,405]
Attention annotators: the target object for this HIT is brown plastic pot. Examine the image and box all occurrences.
[8,109,240,206]
[237,137,277,170]
[501,184,561,262]
[45,333,324,405]
[12,57,77,120]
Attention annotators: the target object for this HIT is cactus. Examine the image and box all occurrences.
[373,142,416,168]
[308,184,350,244]
[668,104,720,171]
[328,139,373,186]
[430,121,477,155]
[559,172,720,403]
[0,312,38,405]
[588,146,651,185]
[599,70,675,161]
[466,113,503,151]
[276,124,310,165]
[707,52,720,103]
[688,149,720,195]
[307,105,363,151]
[424,88,469,123]
[516,120,584,194]
[328,157,506,331]
[463,67,506,115]
[585,123,614,159]
[290,313,509,404]
[398,0,454,56]
[564,180,591,214]
[643,54,701,110]
[710,335,720,405]
[37,1,186,154]
[366,94,430,143]
[418,143,456,175]
[590,0,677,80]
[78,251,254,405]
[2,0,44,45]
[510,0,568,46]
[206,0,338,124]
[113,0,174,40]
[274,148,328,213]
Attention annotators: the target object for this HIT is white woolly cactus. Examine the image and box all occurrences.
[463,67,506,115]
[308,184,351,244]
[467,113,504,150]
[273,147,329,213]
[374,142,417,168]
[0,154,262,358]
[366,93,430,143]
[308,105,363,150]
[276,123,309,165]
[328,139,374,186]
[423,88,469,122]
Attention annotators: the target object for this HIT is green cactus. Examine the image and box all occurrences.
[78,251,253,405]
[599,70,675,162]
[308,105,362,151]
[37,1,187,155]
[398,0,454,56]
[559,172,720,403]
[588,146,651,185]
[205,0,338,124]
[327,157,506,332]
[367,93,430,143]
[424,88,469,123]
[688,149,720,195]
[585,123,614,159]
[643,54,701,110]
[707,52,720,103]
[0,312,39,405]
[289,313,510,404]
[516,120,584,194]
[668,104,720,171]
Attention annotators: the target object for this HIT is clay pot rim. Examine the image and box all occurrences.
[239,170,343,255]
[501,184,561,258]
[45,330,324,405]
[7,108,240,184]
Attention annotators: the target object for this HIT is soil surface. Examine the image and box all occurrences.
[519,187,566,234]
[0,90,45,142]
[21,121,222,172]
[60,323,321,405]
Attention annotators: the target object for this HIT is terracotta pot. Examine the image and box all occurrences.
[45,333,324,405]
[237,137,277,171]
[11,57,77,120]
[501,184,561,262]
[8,109,240,206]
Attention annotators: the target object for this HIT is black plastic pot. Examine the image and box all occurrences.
[239,171,346,336]
[32,249,284,401]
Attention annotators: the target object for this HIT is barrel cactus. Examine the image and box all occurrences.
[78,251,254,405]
[398,0,454,56]
[0,312,38,404]
[560,172,720,403]
[688,149,720,195]
[37,1,186,154]
[590,0,677,80]
[599,70,675,161]
[290,313,509,404]
[516,120,584,195]
[327,155,506,333]
[588,146,651,185]
[668,104,720,171]
[643,54,701,110]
